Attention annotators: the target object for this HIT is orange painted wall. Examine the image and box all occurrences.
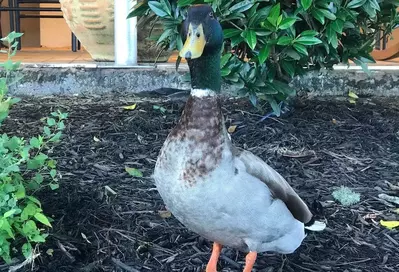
[1,2,71,48]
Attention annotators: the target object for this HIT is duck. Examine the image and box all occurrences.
[153,4,326,272]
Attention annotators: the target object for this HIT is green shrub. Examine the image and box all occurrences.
[0,32,68,264]
[128,0,399,115]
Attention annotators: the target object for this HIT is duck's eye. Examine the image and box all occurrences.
[209,11,214,18]
[196,32,200,38]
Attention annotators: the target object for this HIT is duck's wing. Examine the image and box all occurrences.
[234,147,313,224]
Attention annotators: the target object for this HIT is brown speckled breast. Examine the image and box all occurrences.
[158,95,227,186]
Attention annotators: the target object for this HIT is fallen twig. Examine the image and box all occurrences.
[111,258,140,272]
[56,240,75,262]
[378,194,399,205]
[8,253,40,272]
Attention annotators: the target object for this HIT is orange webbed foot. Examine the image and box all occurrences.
[243,251,257,272]
[205,242,223,272]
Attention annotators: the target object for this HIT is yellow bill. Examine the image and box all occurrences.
[179,23,206,59]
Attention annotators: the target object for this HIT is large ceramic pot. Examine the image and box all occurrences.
[60,0,115,61]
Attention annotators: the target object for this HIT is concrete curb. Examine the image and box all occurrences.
[4,63,399,97]
[291,68,399,97]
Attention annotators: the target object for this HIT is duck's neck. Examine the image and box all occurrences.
[171,52,224,136]
[176,95,224,140]
[187,52,221,94]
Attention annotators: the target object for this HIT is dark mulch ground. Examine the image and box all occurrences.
[2,94,399,272]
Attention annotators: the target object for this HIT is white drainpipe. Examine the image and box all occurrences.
[114,0,137,66]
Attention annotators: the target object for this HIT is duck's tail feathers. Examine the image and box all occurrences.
[304,217,326,232]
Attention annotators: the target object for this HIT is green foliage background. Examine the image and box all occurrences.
[129,0,399,115]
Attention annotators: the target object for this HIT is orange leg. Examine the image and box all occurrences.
[205,242,223,272]
[243,251,257,272]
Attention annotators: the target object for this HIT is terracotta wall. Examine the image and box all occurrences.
[1,2,40,47]
[39,2,71,48]
[0,2,71,48]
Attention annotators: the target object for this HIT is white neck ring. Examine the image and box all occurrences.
[191,89,216,97]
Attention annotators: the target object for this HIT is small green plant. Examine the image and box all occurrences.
[332,186,361,206]
[0,32,68,264]
[153,104,167,114]
[128,0,399,115]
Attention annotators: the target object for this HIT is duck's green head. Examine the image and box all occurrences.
[179,5,223,60]
[179,5,223,92]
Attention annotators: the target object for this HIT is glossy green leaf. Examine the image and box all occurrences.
[247,3,260,21]
[293,43,308,56]
[369,0,380,11]
[277,36,293,45]
[160,0,172,16]
[34,213,52,227]
[177,0,195,6]
[319,9,337,21]
[273,80,296,96]
[344,21,355,29]
[156,28,174,46]
[148,1,169,17]
[127,1,150,18]
[230,0,253,13]
[261,20,277,31]
[242,29,257,50]
[280,60,295,77]
[267,4,281,26]
[311,9,325,24]
[295,36,322,45]
[277,15,283,27]
[285,49,301,60]
[254,29,272,36]
[230,35,244,47]
[221,68,231,76]
[347,0,367,9]
[27,196,42,206]
[299,30,318,37]
[279,18,297,30]
[301,0,312,10]
[258,44,271,64]
[223,28,241,39]
[326,24,338,48]
[270,99,281,117]
[220,53,232,68]
[331,19,344,34]
[363,2,377,18]
[249,6,272,27]
[353,58,370,75]
[249,93,257,106]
